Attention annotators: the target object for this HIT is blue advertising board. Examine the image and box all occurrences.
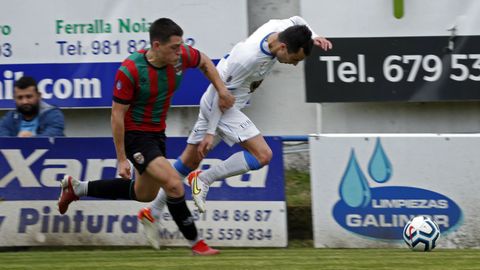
[0,136,285,201]
[0,61,217,109]
[0,136,287,247]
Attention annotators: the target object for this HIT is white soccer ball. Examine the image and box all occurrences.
[403,216,441,251]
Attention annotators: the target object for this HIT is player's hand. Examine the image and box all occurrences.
[117,159,131,179]
[197,134,214,159]
[313,36,332,51]
[17,131,34,137]
[218,90,235,112]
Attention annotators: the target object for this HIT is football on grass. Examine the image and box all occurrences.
[403,216,440,251]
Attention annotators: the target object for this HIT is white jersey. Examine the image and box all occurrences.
[198,16,318,135]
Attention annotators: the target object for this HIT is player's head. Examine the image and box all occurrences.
[14,76,41,117]
[276,25,313,65]
[149,18,184,65]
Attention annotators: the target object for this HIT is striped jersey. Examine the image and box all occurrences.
[113,45,200,132]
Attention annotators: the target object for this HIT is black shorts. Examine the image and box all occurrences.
[125,131,166,174]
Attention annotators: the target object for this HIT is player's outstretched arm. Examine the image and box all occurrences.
[288,15,333,51]
[313,36,333,51]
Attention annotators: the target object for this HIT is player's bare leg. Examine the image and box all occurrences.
[142,143,202,232]
[239,135,273,167]
[138,156,219,254]
[179,143,203,173]
[136,157,180,249]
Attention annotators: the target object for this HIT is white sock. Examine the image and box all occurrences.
[73,181,88,197]
[200,151,250,185]
[149,188,167,219]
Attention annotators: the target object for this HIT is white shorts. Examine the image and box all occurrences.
[187,107,260,147]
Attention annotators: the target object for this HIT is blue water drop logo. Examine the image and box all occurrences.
[333,138,463,240]
[339,149,371,208]
[368,138,392,183]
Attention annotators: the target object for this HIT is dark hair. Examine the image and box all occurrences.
[278,25,314,56]
[149,18,183,44]
[14,76,38,92]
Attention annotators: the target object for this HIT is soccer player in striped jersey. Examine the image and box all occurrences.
[145,16,332,216]
[57,18,234,255]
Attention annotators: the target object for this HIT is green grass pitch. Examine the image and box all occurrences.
[1,247,479,270]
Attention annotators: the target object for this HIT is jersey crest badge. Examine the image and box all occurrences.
[133,152,145,164]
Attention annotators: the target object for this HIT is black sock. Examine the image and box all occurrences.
[87,179,136,200]
[167,195,198,241]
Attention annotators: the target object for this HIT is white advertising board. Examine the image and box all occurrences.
[0,0,248,108]
[310,134,479,248]
[0,201,286,247]
[0,0,247,63]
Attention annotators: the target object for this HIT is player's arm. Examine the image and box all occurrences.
[288,16,332,51]
[197,51,235,111]
[204,60,253,135]
[111,70,134,179]
[197,93,221,159]
[111,101,131,179]
[197,61,253,158]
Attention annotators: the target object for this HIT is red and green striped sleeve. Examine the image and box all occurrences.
[113,56,139,104]
[180,44,201,70]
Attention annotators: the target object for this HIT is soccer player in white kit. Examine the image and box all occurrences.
[138,16,332,248]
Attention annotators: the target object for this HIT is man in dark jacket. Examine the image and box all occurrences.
[0,76,64,137]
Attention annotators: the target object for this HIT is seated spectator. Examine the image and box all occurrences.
[0,76,65,137]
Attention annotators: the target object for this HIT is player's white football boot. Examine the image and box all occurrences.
[187,171,209,213]
[138,207,161,249]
